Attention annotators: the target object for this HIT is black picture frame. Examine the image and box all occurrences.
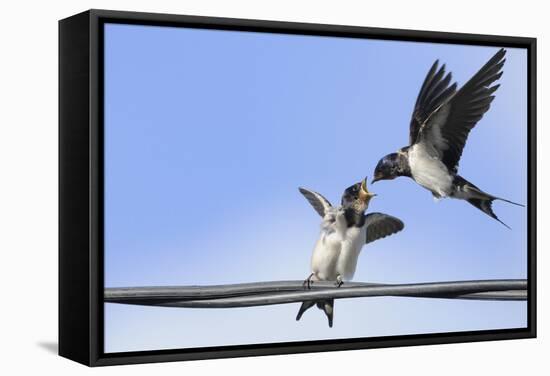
[59,9,537,367]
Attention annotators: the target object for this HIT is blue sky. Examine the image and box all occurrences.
[103,23,527,353]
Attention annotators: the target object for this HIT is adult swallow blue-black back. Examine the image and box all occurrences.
[372,48,523,228]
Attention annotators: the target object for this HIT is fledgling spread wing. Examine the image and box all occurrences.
[411,48,506,174]
[365,213,404,244]
[299,187,333,217]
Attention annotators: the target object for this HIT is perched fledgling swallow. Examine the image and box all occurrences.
[296,178,404,327]
[372,48,523,228]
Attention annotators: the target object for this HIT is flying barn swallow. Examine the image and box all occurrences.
[372,48,523,228]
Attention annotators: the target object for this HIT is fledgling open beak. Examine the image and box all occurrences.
[359,177,377,202]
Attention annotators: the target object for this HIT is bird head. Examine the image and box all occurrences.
[372,153,401,183]
[341,177,376,212]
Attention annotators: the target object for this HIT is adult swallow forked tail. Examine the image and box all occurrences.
[372,48,524,228]
[296,178,404,327]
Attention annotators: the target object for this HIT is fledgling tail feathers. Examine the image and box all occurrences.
[296,299,334,328]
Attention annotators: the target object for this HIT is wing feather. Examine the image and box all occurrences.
[417,48,506,173]
[409,61,458,145]
[365,213,404,244]
[298,187,332,217]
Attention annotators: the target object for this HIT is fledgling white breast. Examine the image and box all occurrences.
[335,226,366,281]
[310,228,343,281]
[408,143,453,197]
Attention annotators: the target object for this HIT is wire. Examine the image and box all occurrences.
[104,279,527,308]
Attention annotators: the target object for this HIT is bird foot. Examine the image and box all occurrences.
[303,273,315,290]
[335,276,344,288]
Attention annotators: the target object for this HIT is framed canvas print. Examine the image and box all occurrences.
[59,9,536,366]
